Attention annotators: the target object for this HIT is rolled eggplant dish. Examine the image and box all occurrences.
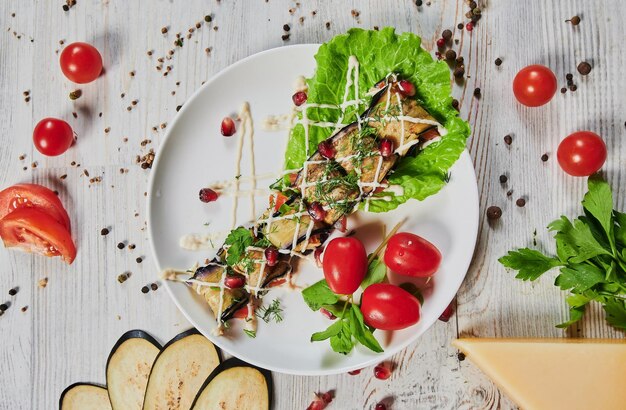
[163,28,470,338]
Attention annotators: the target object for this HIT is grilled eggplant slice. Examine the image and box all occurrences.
[191,264,249,321]
[190,358,272,410]
[142,329,220,410]
[106,330,161,410]
[60,383,112,410]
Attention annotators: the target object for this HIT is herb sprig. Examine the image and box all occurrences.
[499,175,626,330]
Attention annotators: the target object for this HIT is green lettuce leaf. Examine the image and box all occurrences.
[283,27,471,212]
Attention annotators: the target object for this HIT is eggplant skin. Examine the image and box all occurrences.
[192,263,250,322]
[190,358,273,410]
[59,383,112,410]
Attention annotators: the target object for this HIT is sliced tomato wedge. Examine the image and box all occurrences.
[271,192,289,213]
[0,184,71,230]
[0,208,76,264]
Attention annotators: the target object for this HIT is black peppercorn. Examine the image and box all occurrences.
[453,67,465,78]
[9,288,17,296]
[473,87,481,97]
[442,29,452,41]
[495,58,502,66]
[499,175,508,184]
[141,286,149,294]
[151,283,159,291]
[577,62,592,75]
[283,24,290,31]
[541,154,549,162]
[516,198,526,207]
[0,303,8,312]
[117,242,125,249]
[100,228,109,236]
[504,135,512,145]
[487,206,502,220]
[445,49,457,61]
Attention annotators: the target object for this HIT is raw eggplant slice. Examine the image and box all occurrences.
[190,358,273,410]
[142,329,221,410]
[106,330,162,410]
[59,383,112,410]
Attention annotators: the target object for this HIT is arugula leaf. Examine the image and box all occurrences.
[302,280,340,311]
[223,227,254,266]
[284,28,470,213]
[329,322,354,355]
[498,249,562,281]
[582,175,614,242]
[604,298,626,330]
[310,320,343,341]
[615,211,626,246]
[555,264,605,293]
[361,256,387,289]
[349,304,383,353]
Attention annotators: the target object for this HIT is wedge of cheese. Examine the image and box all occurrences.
[453,338,626,410]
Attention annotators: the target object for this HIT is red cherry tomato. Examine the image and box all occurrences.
[33,118,74,157]
[59,42,103,84]
[322,237,367,294]
[0,184,71,230]
[557,131,607,177]
[512,65,557,107]
[361,283,420,330]
[0,208,76,264]
[384,232,441,277]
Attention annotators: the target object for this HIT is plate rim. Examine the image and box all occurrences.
[147,43,479,376]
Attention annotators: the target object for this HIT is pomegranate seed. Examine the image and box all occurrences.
[348,369,361,375]
[439,301,455,322]
[436,38,445,48]
[466,22,474,31]
[374,364,391,380]
[334,215,347,233]
[264,247,279,267]
[320,308,336,320]
[199,188,218,203]
[224,273,245,289]
[320,392,332,404]
[375,404,387,410]
[307,201,327,222]
[221,117,236,136]
[398,80,416,97]
[378,138,394,158]
[306,392,333,410]
[292,91,307,106]
[314,246,324,268]
[317,140,335,159]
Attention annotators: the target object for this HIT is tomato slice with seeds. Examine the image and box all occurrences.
[0,184,71,230]
[0,208,76,264]
[271,192,289,213]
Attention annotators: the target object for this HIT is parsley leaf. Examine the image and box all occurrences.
[556,305,586,328]
[498,248,562,280]
[302,280,340,311]
[582,175,614,241]
[361,256,387,289]
[555,264,605,293]
[549,216,612,263]
[224,227,254,266]
[604,298,626,330]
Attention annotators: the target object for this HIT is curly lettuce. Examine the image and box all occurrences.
[283,27,470,212]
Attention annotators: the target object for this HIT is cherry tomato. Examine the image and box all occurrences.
[384,232,441,277]
[512,65,557,107]
[33,118,74,156]
[0,208,76,264]
[361,283,420,330]
[322,237,367,294]
[59,42,103,84]
[0,184,71,230]
[557,131,607,177]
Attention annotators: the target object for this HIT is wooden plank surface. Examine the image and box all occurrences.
[0,1,624,409]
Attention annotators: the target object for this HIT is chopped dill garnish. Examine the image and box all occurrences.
[256,298,284,323]
[243,329,256,338]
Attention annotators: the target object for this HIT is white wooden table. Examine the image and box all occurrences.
[1,1,624,409]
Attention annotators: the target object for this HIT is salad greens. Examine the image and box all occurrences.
[302,279,383,354]
[283,27,471,212]
[499,175,626,330]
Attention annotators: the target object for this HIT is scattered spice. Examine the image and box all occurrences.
[325,21,331,30]
[442,29,452,42]
[516,198,526,207]
[495,58,502,66]
[569,84,577,92]
[117,242,125,249]
[457,23,464,30]
[150,283,159,291]
[21,306,28,313]
[117,273,129,283]
[499,174,508,184]
[561,87,567,94]
[451,99,459,110]
[577,61,592,75]
[283,24,290,32]
[59,174,67,180]
[9,288,17,296]
[541,153,549,162]
[204,15,212,23]
[504,134,512,145]
[507,189,513,197]
[38,278,48,288]
[136,257,143,264]
[453,66,465,78]
[104,127,111,134]
[566,16,581,26]
[487,206,502,220]
[445,49,456,61]
[141,286,149,294]
[0,303,8,312]
[473,87,481,98]
[128,244,136,250]
[100,228,109,236]
[139,149,156,169]
[282,34,290,41]
[161,26,168,34]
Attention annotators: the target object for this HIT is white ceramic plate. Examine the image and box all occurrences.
[147,44,479,376]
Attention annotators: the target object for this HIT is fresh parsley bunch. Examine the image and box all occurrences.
[499,175,626,330]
